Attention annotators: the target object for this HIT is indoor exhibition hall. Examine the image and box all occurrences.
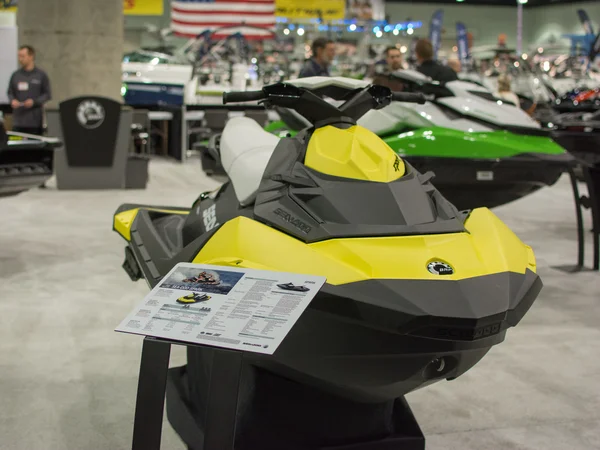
[1,0,599,449]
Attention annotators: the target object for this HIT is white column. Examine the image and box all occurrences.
[16,0,124,107]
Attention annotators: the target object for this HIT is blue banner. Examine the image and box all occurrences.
[429,9,444,60]
[577,9,595,36]
[456,22,469,66]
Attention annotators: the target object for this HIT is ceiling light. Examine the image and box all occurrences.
[407,28,414,35]
[297,28,304,36]
[283,28,290,35]
[349,24,357,31]
[400,46,407,53]
[393,29,400,36]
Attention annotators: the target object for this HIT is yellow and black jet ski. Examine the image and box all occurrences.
[176,292,211,304]
[113,77,542,449]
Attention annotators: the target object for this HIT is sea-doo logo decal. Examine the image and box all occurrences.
[273,208,312,234]
[76,100,105,129]
[427,261,454,275]
[202,205,219,231]
[393,155,401,172]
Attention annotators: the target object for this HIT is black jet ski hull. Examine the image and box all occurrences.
[164,271,541,449]
[0,144,54,198]
[408,153,572,210]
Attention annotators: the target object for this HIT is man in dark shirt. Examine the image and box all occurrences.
[372,46,406,91]
[7,45,52,136]
[298,38,336,78]
[415,39,458,84]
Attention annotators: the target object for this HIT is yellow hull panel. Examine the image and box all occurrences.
[192,208,536,285]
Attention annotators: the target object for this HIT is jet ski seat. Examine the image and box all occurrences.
[220,116,280,205]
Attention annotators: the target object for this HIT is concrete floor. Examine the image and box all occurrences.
[0,157,598,450]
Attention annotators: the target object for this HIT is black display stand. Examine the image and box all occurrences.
[130,337,425,450]
[554,164,600,273]
[46,97,146,190]
[59,96,122,167]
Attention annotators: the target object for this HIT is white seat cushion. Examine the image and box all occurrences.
[220,116,280,205]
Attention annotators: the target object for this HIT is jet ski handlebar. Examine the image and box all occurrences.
[392,92,427,104]
[222,82,426,124]
[223,85,426,106]
[223,90,266,104]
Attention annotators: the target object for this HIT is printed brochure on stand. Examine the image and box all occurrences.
[116,263,326,355]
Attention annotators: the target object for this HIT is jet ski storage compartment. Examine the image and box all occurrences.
[46,96,149,189]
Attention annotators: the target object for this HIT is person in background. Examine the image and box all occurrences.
[378,46,404,73]
[494,73,521,107]
[298,38,336,78]
[7,45,52,136]
[415,39,458,83]
[372,46,405,91]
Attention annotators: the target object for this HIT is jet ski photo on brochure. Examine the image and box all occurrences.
[276,282,310,292]
[176,292,212,305]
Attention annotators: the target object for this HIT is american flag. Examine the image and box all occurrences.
[171,0,276,40]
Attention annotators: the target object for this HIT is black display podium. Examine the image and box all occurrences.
[129,337,426,450]
[47,96,147,189]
